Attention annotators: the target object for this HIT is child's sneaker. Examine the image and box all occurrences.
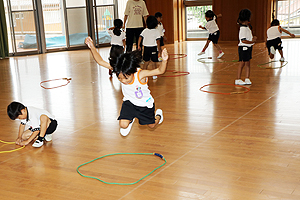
[279,57,285,62]
[120,118,135,137]
[198,51,205,56]
[153,76,158,80]
[244,78,252,85]
[158,57,163,62]
[32,139,44,148]
[235,79,246,85]
[45,134,52,142]
[217,52,224,59]
[155,109,164,124]
[270,46,276,55]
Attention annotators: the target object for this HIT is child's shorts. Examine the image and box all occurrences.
[143,46,159,62]
[46,119,58,134]
[238,46,253,62]
[208,30,220,44]
[160,36,164,46]
[118,100,156,125]
[266,37,283,54]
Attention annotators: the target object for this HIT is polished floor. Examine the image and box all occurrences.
[1,39,300,200]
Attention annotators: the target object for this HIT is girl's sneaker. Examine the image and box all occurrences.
[217,52,225,59]
[280,57,285,62]
[235,79,246,85]
[198,51,205,56]
[155,109,164,124]
[153,76,158,80]
[120,118,135,137]
[244,78,252,85]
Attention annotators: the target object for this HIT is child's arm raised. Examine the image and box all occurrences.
[85,37,112,70]
[280,27,295,38]
[139,48,168,79]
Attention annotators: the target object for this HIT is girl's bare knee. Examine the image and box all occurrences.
[119,121,129,129]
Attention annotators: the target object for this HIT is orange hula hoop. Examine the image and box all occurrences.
[40,78,72,89]
[158,70,190,77]
[168,53,187,60]
[200,83,250,95]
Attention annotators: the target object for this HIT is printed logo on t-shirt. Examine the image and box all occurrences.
[135,86,143,98]
[133,5,142,15]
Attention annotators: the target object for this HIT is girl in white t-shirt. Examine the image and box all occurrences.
[108,19,126,76]
[85,36,168,137]
[235,9,257,85]
[198,10,224,59]
[266,19,295,62]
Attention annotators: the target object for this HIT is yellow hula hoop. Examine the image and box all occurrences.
[0,140,25,153]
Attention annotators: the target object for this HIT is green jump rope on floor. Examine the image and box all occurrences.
[77,152,167,185]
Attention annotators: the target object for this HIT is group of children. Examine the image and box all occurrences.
[198,9,295,85]
[7,11,169,147]
[108,12,166,80]
[7,7,296,148]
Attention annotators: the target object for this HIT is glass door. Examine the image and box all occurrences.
[4,0,39,54]
[186,5,212,39]
[277,0,300,36]
[93,0,115,46]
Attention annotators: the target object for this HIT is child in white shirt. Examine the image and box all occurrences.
[198,10,224,59]
[235,9,257,85]
[266,19,295,62]
[155,12,166,61]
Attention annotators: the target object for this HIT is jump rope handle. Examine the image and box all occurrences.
[153,153,164,159]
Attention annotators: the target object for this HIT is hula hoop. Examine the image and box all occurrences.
[200,83,250,95]
[158,70,190,77]
[40,78,72,89]
[168,53,187,60]
[197,57,238,63]
[257,60,288,69]
[77,152,167,185]
[0,140,25,153]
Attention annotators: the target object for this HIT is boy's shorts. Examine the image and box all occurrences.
[143,46,159,62]
[238,46,253,62]
[117,100,155,125]
[266,37,283,54]
[46,119,58,134]
[208,30,220,44]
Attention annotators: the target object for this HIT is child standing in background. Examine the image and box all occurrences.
[198,10,224,59]
[235,9,257,85]
[266,19,295,62]
[108,19,126,76]
[155,12,166,61]
[138,15,161,79]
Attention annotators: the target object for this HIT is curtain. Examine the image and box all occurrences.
[0,0,9,58]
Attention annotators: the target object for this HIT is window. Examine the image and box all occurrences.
[277,0,300,36]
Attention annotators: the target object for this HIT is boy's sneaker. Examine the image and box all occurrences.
[244,78,252,85]
[198,51,205,56]
[217,52,224,59]
[153,76,158,80]
[158,57,163,62]
[45,134,52,142]
[155,109,164,124]
[235,79,246,85]
[120,118,135,137]
[32,139,44,148]
[280,57,285,62]
[270,46,276,55]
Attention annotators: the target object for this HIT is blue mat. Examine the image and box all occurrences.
[19,32,111,49]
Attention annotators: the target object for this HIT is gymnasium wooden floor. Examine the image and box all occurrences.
[1,39,300,200]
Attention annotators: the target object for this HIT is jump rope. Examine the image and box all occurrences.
[77,152,167,185]
[0,140,25,153]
